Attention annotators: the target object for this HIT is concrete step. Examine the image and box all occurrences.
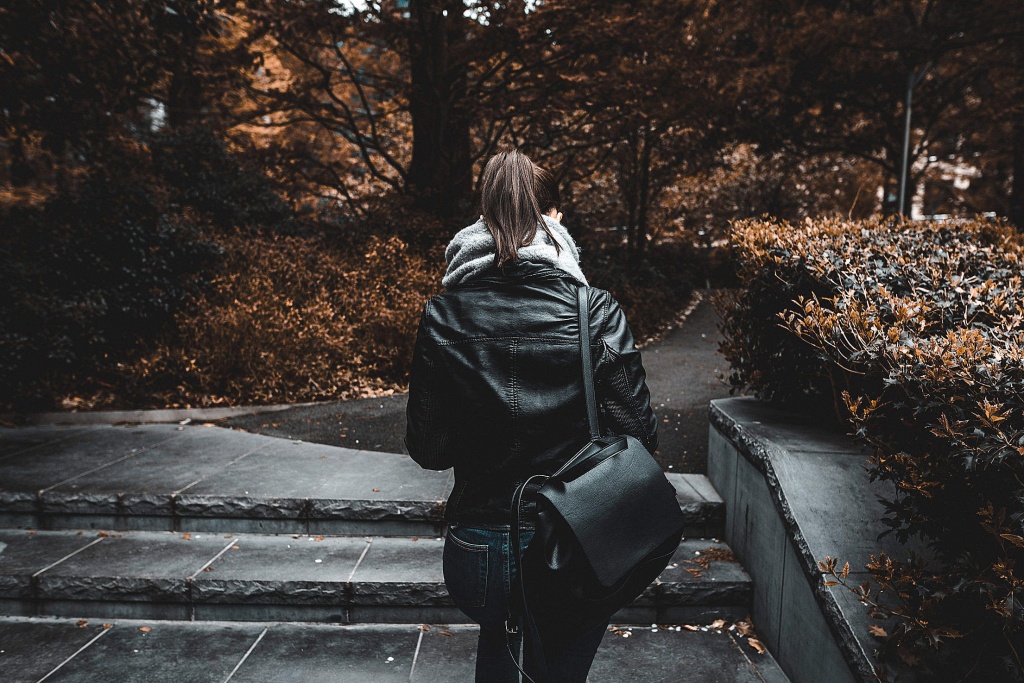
[0,616,791,683]
[0,424,724,537]
[0,529,750,625]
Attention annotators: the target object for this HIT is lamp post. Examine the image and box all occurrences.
[898,64,931,218]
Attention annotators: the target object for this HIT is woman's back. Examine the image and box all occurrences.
[405,257,658,528]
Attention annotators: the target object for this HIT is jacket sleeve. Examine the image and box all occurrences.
[404,301,455,470]
[593,291,659,454]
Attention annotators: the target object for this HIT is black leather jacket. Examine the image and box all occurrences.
[404,258,658,528]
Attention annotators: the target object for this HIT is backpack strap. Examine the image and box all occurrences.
[577,286,600,439]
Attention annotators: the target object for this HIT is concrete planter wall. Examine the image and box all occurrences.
[707,397,922,683]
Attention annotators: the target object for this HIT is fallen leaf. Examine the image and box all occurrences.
[180,533,192,540]
[231,545,240,550]
[683,624,700,631]
[747,637,766,654]
[439,630,454,637]
[869,624,888,637]
[710,619,727,629]
[1000,533,1024,548]
[203,567,213,572]
[372,488,380,492]
[419,625,431,631]
[76,619,88,628]
[101,624,113,629]
[139,626,152,633]
[315,536,325,542]
[735,621,754,636]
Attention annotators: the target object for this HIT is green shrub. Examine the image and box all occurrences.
[719,216,1024,682]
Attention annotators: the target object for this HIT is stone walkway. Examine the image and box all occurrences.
[0,617,787,683]
[222,292,732,473]
[0,418,790,681]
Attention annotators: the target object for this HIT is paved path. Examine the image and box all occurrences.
[0,617,787,683]
[0,421,790,681]
[222,292,731,473]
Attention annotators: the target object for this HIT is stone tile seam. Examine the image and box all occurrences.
[38,431,189,494]
[189,537,242,580]
[221,626,268,683]
[712,402,880,683]
[406,623,426,683]
[31,536,106,578]
[725,628,771,683]
[774,529,787,656]
[34,621,112,683]
[170,442,273,496]
[683,474,723,503]
[673,474,704,501]
[0,425,105,465]
[346,538,374,584]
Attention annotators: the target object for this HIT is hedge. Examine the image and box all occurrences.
[718,216,1024,682]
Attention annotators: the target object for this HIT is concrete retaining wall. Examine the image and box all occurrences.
[708,397,922,683]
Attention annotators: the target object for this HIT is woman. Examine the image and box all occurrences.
[405,149,658,682]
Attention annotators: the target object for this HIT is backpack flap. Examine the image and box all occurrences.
[536,434,686,588]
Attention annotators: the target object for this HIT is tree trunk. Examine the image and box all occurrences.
[407,0,474,224]
[165,9,203,129]
[625,125,653,266]
[633,129,653,263]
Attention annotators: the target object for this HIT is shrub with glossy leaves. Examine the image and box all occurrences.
[719,216,1024,682]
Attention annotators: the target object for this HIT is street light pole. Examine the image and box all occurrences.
[898,64,931,218]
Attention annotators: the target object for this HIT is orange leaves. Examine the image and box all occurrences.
[126,228,437,408]
[725,215,1024,678]
[746,637,766,654]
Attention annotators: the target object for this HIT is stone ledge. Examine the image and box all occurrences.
[6,483,722,537]
[0,424,724,536]
[708,397,922,683]
[0,531,751,623]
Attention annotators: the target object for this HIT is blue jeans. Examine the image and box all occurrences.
[442,524,608,683]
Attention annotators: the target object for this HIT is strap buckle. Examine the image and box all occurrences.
[505,619,519,635]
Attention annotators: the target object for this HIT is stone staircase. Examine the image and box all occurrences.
[0,422,789,682]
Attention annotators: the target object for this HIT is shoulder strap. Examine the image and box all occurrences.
[577,286,600,439]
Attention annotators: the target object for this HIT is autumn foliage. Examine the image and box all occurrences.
[127,227,441,407]
[719,217,1024,680]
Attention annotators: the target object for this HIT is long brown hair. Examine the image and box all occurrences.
[479,149,560,268]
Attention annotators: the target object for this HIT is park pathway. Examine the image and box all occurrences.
[222,291,732,473]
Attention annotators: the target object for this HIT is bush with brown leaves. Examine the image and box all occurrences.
[719,216,1024,682]
[125,226,441,407]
